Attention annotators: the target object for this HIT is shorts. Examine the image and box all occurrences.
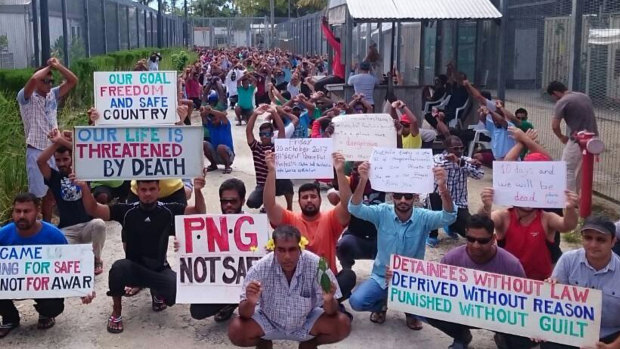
[238,107,254,117]
[254,307,323,342]
[92,181,130,202]
[26,146,55,198]
[204,142,235,165]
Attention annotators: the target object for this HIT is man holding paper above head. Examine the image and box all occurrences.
[348,162,456,330]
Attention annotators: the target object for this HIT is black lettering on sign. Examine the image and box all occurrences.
[222,256,236,284]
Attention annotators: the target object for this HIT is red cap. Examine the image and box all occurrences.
[524,152,552,161]
[400,114,412,125]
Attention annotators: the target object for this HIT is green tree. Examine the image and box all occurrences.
[191,0,237,17]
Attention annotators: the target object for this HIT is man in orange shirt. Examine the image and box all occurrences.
[263,151,355,300]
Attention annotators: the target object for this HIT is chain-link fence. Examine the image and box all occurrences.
[0,0,186,69]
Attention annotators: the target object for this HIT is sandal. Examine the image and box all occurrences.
[124,286,142,297]
[205,164,219,172]
[405,315,423,330]
[94,260,104,276]
[37,316,55,330]
[369,311,386,324]
[151,295,167,312]
[223,167,232,174]
[107,315,123,334]
[214,305,237,322]
[0,322,19,338]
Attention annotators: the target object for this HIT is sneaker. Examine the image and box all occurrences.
[426,237,439,248]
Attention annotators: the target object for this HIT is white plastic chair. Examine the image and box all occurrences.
[467,124,491,158]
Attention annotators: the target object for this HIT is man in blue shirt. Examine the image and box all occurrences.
[348,162,456,330]
[0,193,93,338]
[202,105,235,174]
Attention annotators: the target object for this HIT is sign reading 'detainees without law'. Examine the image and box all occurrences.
[388,254,601,348]
[73,126,203,181]
[492,161,567,208]
[369,148,435,193]
[175,214,270,304]
[331,113,397,161]
[0,244,94,299]
[94,71,178,125]
[275,138,334,179]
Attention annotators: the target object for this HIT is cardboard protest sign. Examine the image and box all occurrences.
[175,214,270,304]
[275,138,334,179]
[0,244,94,299]
[369,148,434,193]
[388,254,602,347]
[493,161,567,208]
[73,125,203,181]
[331,113,397,161]
[94,71,178,125]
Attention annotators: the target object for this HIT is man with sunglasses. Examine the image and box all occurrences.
[541,216,620,349]
[426,214,534,349]
[426,136,484,247]
[18,57,78,222]
[348,162,456,330]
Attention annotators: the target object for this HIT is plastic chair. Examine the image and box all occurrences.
[423,93,450,114]
[467,124,491,158]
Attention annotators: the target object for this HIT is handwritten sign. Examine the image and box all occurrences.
[369,148,434,193]
[73,125,203,181]
[94,71,178,125]
[0,244,94,299]
[175,214,270,304]
[331,113,397,161]
[493,161,567,208]
[388,255,602,347]
[275,138,334,179]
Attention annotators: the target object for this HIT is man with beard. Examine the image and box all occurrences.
[74,177,206,334]
[189,178,248,322]
[262,151,356,300]
[228,225,351,349]
[37,129,106,275]
[480,184,579,281]
[348,162,456,330]
[0,193,94,337]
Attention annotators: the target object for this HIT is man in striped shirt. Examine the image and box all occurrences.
[246,105,294,211]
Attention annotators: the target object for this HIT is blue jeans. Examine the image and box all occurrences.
[349,278,387,313]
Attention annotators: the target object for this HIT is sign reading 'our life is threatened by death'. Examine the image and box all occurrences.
[174,214,270,304]
[0,244,94,299]
[94,71,178,125]
[73,126,203,181]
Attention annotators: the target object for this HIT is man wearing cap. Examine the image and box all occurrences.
[390,100,421,149]
[542,216,620,349]
[348,61,379,108]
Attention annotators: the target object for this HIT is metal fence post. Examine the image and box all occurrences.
[115,2,120,50]
[83,0,91,57]
[569,0,584,91]
[496,0,507,100]
[101,0,107,53]
[136,8,140,48]
[40,0,50,63]
[126,6,130,49]
[61,0,69,65]
[157,0,162,48]
[184,0,188,47]
[32,0,40,66]
[150,11,154,47]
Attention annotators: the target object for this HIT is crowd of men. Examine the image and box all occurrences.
[2,31,619,349]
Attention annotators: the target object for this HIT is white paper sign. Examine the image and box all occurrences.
[331,113,397,161]
[369,148,435,193]
[175,214,270,304]
[94,71,178,125]
[0,244,94,299]
[493,161,567,208]
[275,138,334,179]
[73,125,204,181]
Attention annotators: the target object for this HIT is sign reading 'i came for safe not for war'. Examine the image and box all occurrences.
[94,71,178,125]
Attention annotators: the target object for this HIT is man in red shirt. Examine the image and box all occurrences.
[313,16,345,93]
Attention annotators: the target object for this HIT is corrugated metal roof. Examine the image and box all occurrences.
[0,0,31,5]
[346,0,502,21]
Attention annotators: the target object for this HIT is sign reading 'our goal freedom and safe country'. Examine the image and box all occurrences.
[174,214,270,304]
[388,255,602,347]
[0,244,94,299]
[73,125,203,181]
[93,71,178,125]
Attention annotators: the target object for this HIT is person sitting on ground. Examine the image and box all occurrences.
[426,135,484,248]
[202,104,235,174]
[246,105,294,211]
[0,193,95,338]
[235,72,257,126]
[348,162,456,329]
[37,129,107,275]
[422,214,535,349]
[541,216,620,349]
[227,225,351,349]
[75,177,206,334]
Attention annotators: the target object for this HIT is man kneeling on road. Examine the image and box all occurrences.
[228,225,351,349]
[0,193,95,338]
[74,176,206,333]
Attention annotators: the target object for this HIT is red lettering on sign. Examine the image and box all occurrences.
[234,216,257,251]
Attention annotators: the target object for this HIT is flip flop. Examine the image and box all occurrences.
[37,316,55,330]
[151,295,167,312]
[406,315,423,330]
[94,260,104,276]
[223,167,233,174]
[205,165,219,172]
[369,311,386,324]
[107,315,123,334]
[0,322,19,338]
[214,305,237,322]
[124,286,142,297]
